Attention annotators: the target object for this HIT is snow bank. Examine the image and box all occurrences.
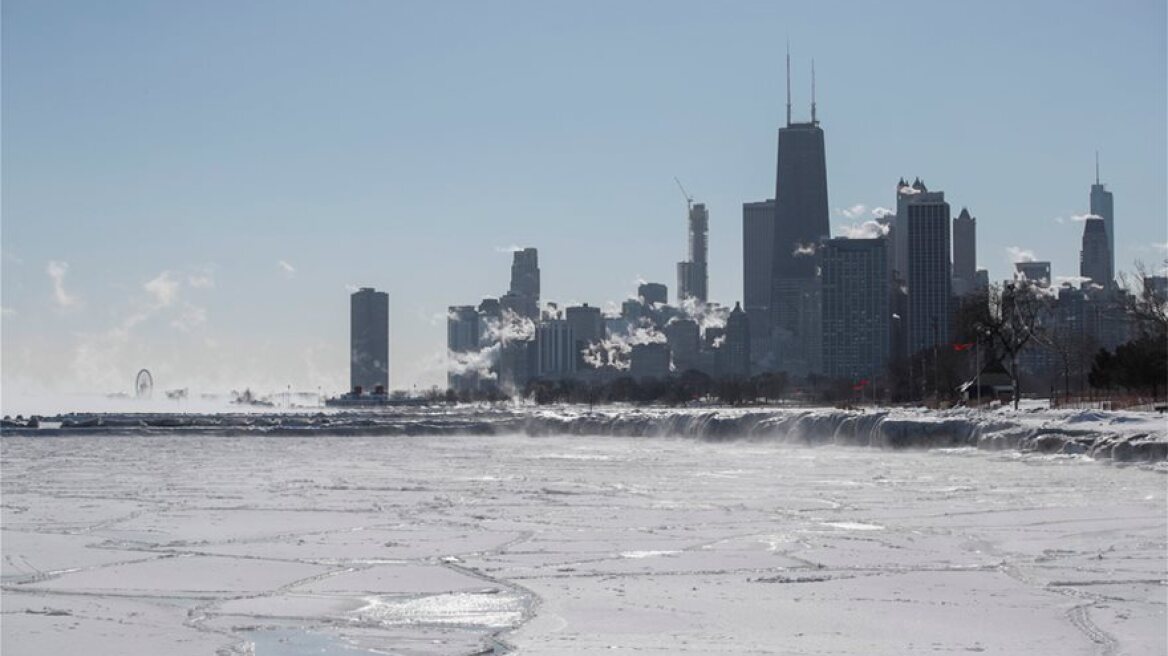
[4,405,1165,462]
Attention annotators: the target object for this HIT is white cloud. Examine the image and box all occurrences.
[1,306,17,317]
[278,260,296,278]
[144,271,181,307]
[47,260,78,308]
[836,220,890,239]
[1006,246,1036,263]
[837,204,868,219]
[1151,241,1168,252]
[792,243,817,257]
[494,245,524,253]
[1071,212,1101,222]
[872,207,894,218]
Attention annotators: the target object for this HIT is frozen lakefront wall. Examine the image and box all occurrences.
[3,407,1166,462]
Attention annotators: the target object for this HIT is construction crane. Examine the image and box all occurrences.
[673,177,694,212]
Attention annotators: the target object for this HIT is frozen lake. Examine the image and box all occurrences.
[2,431,1165,655]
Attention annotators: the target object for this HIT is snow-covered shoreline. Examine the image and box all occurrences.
[4,405,1166,462]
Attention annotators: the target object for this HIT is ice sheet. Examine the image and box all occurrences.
[2,429,1164,655]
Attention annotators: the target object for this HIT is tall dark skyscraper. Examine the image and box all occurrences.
[743,199,776,367]
[772,56,828,282]
[905,191,951,354]
[1089,155,1115,285]
[1080,217,1111,289]
[677,202,709,303]
[770,50,827,375]
[742,199,776,315]
[951,207,977,297]
[350,287,389,393]
[821,237,889,381]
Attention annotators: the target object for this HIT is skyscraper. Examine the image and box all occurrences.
[1080,217,1111,289]
[892,178,928,281]
[509,247,540,318]
[770,50,828,375]
[447,305,480,391]
[951,207,977,297]
[677,203,709,303]
[743,198,777,368]
[638,282,668,306]
[743,199,776,316]
[821,237,889,380]
[350,287,389,394]
[721,302,751,378]
[535,319,577,379]
[905,191,951,354]
[1090,155,1115,285]
[565,303,604,369]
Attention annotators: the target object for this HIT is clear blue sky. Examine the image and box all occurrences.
[3,0,1165,396]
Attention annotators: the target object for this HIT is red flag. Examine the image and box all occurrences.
[953,342,974,351]
[852,379,869,391]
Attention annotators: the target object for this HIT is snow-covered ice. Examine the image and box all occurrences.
[2,409,1165,654]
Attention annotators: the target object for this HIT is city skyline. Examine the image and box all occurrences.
[2,1,1166,397]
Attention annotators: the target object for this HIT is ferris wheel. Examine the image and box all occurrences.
[135,369,154,399]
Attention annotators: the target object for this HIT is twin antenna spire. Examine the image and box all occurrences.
[785,41,818,127]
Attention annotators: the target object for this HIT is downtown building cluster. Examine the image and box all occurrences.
[434,55,1162,402]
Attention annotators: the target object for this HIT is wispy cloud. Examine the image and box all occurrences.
[792,243,817,257]
[187,265,215,288]
[278,260,296,278]
[46,260,78,308]
[1071,212,1101,222]
[170,303,207,332]
[836,204,868,220]
[836,204,895,221]
[1006,246,1036,263]
[144,271,180,307]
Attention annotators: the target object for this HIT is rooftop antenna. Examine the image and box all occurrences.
[674,177,694,212]
[811,58,817,125]
[785,40,792,127]
[1095,150,1100,184]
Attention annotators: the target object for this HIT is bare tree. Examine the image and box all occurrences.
[958,282,1050,409]
[1118,260,1168,339]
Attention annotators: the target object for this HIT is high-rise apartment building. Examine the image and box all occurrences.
[743,199,776,313]
[350,287,389,394]
[821,237,889,380]
[905,191,951,354]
